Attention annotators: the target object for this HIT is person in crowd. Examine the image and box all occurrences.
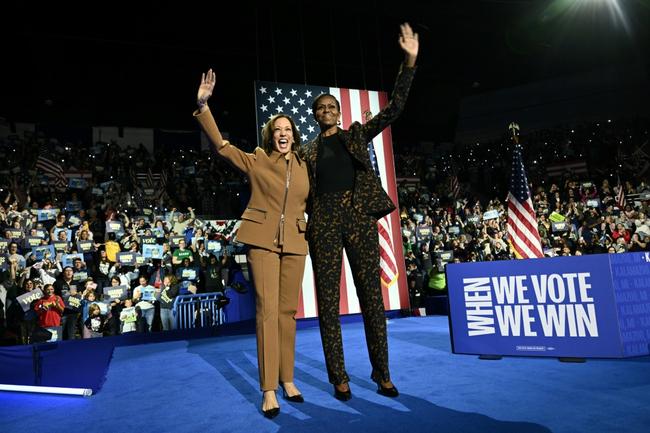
[301,22,418,401]
[119,298,138,334]
[133,276,156,332]
[84,303,107,338]
[157,274,179,331]
[33,284,65,328]
[194,68,309,418]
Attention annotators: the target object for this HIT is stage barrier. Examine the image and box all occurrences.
[172,293,229,329]
[447,252,650,358]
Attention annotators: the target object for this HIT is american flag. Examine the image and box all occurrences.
[35,146,67,190]
[254,80,409,318]
[365,111,399,291]
[449,173,460,199]
[507,124,543,259]
[616,176,626,208]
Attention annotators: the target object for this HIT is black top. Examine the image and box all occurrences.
[316,133,355,195]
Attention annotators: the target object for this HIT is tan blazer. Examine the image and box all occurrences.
[195,109,309,255]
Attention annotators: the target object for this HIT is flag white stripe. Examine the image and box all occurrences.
[508,193,539,229]
[508,225,538,258]
[349,89,362,124]
[508,205,543,255]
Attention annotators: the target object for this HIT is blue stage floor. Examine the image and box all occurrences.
[1,316,649,433]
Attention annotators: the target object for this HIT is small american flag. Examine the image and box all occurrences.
[35,145,67,190]
[449,173,460,199]
[506,123,543,259]
[616,176,626,208]
[254,80,409,318]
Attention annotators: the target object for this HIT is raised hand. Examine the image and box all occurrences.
[398,23,419,66]
[197,68,216,109]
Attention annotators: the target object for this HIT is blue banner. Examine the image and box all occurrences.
[447,252,650,358]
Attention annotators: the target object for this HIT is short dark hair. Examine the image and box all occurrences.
[311,93,340,114]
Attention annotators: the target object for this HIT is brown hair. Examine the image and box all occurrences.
[260,114,301,155]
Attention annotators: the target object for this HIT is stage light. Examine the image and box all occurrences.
[0,384,93,396]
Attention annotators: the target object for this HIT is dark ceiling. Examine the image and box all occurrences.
[2,0,649,144]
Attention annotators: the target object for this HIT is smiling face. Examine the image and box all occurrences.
[272,117,294,154]
[313,95,341,130]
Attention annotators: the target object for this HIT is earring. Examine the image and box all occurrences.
[337,119,341,126]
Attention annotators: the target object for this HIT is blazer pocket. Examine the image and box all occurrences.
[241,208,267,224]
[296,218,307,233]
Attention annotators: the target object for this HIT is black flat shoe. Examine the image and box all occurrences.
[376,381,399,398]
[334,384,352,401]
[282,387,304,403]
[262,407,280,419]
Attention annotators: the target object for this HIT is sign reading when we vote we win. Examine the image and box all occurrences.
[447,252,650,358]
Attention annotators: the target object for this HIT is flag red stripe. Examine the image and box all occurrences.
[337,88,352,315]
[378,91,409,309]
[508,200,540,238]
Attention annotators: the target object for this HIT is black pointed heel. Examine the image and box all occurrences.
[262,391,280,418]
[262,407,280,419]
[333,383,352,401]
[281,387,304,403]
[375,381,399,398]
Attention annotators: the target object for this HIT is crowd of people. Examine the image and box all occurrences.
[397,116,650,305]
[1,113,648,345]
[0,195,250,345]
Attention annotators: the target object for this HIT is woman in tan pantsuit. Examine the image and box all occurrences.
[195,69,309,418]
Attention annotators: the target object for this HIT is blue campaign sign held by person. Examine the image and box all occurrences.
[447,252,650,358]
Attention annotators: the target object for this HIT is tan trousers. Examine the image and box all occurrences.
[247,248,306,391]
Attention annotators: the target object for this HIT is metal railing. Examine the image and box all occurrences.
[172,292,229,330]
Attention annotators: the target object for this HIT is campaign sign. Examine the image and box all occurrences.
[117,252,137,266]
[103,285,128,301]
[447,252,650,358]
[142,208,153,216]
[96,301,110,315]
[37,208,59,222]
[24,236,43,248]
[482,210,500,221]
[68,178,88,190]
[68,215,82,227]
[106,221,125,236]
[64,294,82,310]
[73,271,89,282]
[141,286,156,301]
[467,216,480,224]
[17,288,44,312]
[170,236,185,248]
[61,253,83,268]
[140,236,157,245]
[180,268,198,281]
[0,238,9,252]
[33,229,48,239]
[92,187,104,196]
[53,228,72,242]
[0,256,6,271]
[206,240,222,253]
[52,240,70,252]
[142,244,164,259]
[77,240,95,253]
[551,222,569,233]
[66,201,82,212]
[31,245,56,261]
[6,229,24,240]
